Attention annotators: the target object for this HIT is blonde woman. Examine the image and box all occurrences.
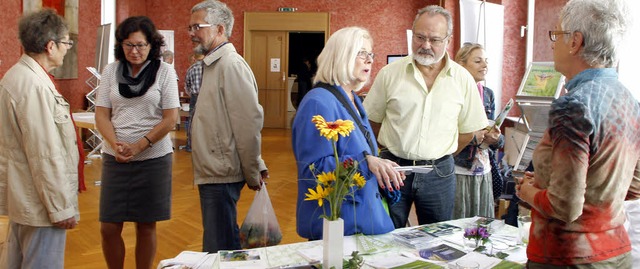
[452,43,503,218]
[292,27,404,240]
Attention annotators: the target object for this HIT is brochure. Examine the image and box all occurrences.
[392,228,439,249]
[491,98,515,130]
[218,249,267,269]
[417,244,466,262]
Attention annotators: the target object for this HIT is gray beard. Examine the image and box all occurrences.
[193,44,208,55]
[413,52,445,67]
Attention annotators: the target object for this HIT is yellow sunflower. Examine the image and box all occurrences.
[304,185,330,207]
[311,115,355,141]
[317,171,337,186]
[352,172,366,188]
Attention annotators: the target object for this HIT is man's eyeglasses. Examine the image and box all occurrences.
[357,51,375,60]
[549,30,572,42]
[58,40,74,49]
[413,34,448,46]
[123,42,150,51]
[188,24,213,32]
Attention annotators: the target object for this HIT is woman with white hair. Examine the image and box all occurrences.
[292,26,405,240]
[517,0,640,267]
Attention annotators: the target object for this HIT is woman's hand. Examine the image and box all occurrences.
[113,140,147,163]
[483,127,501,145]
[516,171,540,204]
[366,155,406,191]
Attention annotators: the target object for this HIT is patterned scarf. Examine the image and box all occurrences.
[117,59,161,98]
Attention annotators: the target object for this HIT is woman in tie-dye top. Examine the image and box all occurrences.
[517,0,640,268]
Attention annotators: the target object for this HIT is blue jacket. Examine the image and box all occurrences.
[292,85,394,240]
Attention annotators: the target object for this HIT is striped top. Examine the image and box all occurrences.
[96,61,180,161]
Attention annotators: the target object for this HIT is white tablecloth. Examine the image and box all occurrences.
[158,217,527,269]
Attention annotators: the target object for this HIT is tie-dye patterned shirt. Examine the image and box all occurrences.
[530,68,640,265]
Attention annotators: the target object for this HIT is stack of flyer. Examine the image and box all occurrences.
[417,223,462,237]
[391,227,439,249]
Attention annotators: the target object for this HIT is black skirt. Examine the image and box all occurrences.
[99,153,172,222]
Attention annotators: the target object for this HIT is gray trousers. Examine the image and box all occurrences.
[0,221,66,269]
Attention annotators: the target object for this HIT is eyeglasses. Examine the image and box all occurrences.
[413,34,449,46]
[549,30,572,42]
[188,24,213,32]
[58,40,73,49]
[123,42,150,51]
[357,51,375,60]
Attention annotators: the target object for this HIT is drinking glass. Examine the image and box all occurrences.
[517,215,532,245]
[490,241,509,255]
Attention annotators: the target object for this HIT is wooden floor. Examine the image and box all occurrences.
[59,128,305,268]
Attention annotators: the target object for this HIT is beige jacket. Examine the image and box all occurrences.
[191,44,266,187]
[0,55,79,227]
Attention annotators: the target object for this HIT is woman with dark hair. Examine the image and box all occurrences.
[95,16,179,269]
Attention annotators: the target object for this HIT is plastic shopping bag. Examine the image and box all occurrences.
[239,183,282,248]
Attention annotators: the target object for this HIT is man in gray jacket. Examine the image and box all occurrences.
[188,0,268,252]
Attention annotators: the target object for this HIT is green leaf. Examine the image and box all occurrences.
[495,252,510,259]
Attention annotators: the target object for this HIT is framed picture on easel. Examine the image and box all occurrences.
[515,62,566,133]
[516,62,565,101]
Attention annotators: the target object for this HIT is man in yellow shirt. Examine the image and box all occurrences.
[364,5,488,228]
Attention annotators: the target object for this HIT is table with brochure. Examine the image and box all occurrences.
[157,217,527,269]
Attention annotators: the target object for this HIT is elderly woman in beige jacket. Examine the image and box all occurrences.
[0,9,79,269]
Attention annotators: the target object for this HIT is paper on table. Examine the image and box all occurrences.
[365,253,442,269]
[297,236,365,262]
[449,251,501,269]
[155,251,217,269]
[394,165,433,174]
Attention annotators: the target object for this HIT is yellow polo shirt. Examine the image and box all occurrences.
[364,54,488,160]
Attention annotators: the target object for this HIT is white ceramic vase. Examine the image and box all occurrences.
[322,218,344,269]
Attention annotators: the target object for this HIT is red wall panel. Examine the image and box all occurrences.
[43,0,65,16]
[0,0,564,112]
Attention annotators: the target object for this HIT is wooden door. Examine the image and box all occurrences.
[250,31,288,128]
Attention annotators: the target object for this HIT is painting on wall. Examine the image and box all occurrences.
[24,0,78,79]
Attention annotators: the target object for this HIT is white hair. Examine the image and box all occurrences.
[314,26,372,92]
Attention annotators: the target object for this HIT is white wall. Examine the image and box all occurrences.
[459,0,505,113]
[619,0,640,101]
[102,0,116,65]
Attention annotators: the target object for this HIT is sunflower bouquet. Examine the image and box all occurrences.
[304,115,367,221]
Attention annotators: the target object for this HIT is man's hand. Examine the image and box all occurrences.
[248,170,269,191]
[53,217,77,229]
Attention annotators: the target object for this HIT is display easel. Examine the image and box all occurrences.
[511,62,565,171]
[79,23,111,161]
[82,67,102,160]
